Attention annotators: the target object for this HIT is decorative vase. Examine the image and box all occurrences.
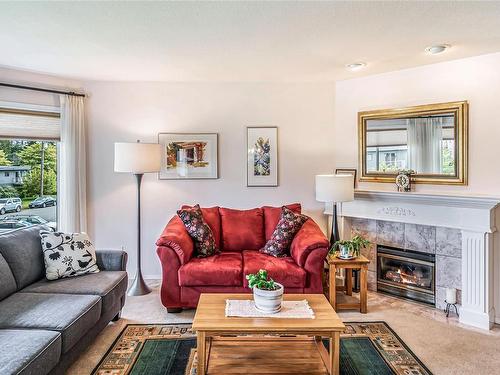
[253,283,284,313]
[339,245,357,259]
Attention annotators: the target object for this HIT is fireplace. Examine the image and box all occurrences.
[377,245,435,305]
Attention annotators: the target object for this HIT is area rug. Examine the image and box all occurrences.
[92,322,432,375]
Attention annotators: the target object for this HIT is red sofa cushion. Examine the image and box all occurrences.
[219,207,264,251]
[181,205,221,249]
[178,252,242,287]
[242,250,306,289]
[262,203,301,241]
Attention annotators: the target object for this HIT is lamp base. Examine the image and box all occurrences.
[128,269,151,296]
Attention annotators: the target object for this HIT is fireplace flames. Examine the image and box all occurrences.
[385,268,429,287]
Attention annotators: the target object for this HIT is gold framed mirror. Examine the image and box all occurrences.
[358,101,468,185]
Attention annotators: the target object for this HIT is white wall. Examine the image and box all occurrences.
[84,82,335,277]
[334,52,500,196]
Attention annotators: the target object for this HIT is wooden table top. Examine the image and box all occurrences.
[327,254,370,265]
[192,293,345,333]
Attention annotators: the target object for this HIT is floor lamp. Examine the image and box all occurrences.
[114,141,161,296]
[315,174,354,248]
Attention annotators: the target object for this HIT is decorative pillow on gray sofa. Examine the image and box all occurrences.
[40,230,100,280]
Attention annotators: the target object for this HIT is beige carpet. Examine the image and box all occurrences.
[67,280,500,375]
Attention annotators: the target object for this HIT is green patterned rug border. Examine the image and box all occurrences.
[92,321,432,375]
[343,321,432,375]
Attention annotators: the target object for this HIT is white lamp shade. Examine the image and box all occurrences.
[315,174,354,203]
[114,142,162,173]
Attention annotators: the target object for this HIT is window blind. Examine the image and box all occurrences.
[0,108,60,141]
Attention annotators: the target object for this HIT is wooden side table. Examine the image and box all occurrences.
[327,255,370,313]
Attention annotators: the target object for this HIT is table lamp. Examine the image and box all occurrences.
[114,140,161,296]
[315,174,354,247]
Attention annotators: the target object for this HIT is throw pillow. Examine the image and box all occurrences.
[261,206,308,257]
[177,204,219,257]
[40,230,100,280]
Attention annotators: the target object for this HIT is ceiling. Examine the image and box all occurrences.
[1,1,500,82]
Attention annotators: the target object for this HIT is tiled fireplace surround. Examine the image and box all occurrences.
[348,217,461,310]
[325,190,500,330]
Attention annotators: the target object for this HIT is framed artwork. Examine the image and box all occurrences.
[247,126,278,187]
[158,133,218,179]
[335,168,357,188]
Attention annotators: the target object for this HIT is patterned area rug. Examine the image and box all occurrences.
[92,322,432,375]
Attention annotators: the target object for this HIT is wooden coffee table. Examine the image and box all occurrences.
[192,293,345,375]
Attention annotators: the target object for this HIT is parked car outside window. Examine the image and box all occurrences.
[0,197,22,215]
[0,219,30,233]
[0,214,56,231]
[28,196,57,209]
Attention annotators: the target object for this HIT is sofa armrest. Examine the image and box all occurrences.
[290,219,329,267]
[96,250,128,271]
[156,216,194,265]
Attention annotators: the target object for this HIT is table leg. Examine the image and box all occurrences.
[345,269,352,296]
[197,331,206,375]
[329,264,337,310]
[330,331,340,375]
[360,265,368,314]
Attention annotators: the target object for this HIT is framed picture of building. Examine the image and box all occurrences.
[158,133,218,179]
[247,126,278,187]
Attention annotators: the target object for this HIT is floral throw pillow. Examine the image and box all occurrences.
[261,206,308,257]
[177,204,219,257]
[40,230,100,280]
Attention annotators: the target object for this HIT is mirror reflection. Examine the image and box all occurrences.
[365,114,456,175]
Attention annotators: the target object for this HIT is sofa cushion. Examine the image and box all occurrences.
[0,329,61,375]
[21,271,127,313]
[243,250,307,289]
[0,225,46,290]
[0,292,101,353]
[261,206,308,258]
[181,205,221,249]
[178,252,242,287]
[177,205,219,257]
[40,230,100,280]
[0,253,16,301]
[219,207,264,251]
[263,203,301,241]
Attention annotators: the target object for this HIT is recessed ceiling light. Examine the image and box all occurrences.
[346,62,366,71]
[425,44,450,55]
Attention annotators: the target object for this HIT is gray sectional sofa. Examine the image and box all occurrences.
[0,225,128,375]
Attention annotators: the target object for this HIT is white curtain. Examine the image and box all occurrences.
[58,95,87,232]
[407,117,443,174]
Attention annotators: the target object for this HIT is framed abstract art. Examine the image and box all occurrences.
[158,132,218,179]
[246,126,278,187]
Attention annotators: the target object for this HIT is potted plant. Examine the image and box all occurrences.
[246,269,284,313]
[331,235,370,259]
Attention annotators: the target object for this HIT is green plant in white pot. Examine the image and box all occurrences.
[246,269,283,313]
[331,235,370,259]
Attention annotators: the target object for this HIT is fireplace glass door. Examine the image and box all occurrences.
[377,246,435,305]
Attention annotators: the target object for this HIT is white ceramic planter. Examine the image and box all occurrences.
[253,283,284,313]
[339,244,357,259]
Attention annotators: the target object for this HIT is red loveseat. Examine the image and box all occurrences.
[156,204,329,311]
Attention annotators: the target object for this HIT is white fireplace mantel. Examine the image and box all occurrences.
[324,190,500,330]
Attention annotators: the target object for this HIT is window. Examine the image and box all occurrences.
[0,105,60,231]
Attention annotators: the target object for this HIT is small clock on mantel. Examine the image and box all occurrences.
[395,170,414,192]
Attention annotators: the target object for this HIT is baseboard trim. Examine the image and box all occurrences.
[459,307,494,330]
[143,275,162,280]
